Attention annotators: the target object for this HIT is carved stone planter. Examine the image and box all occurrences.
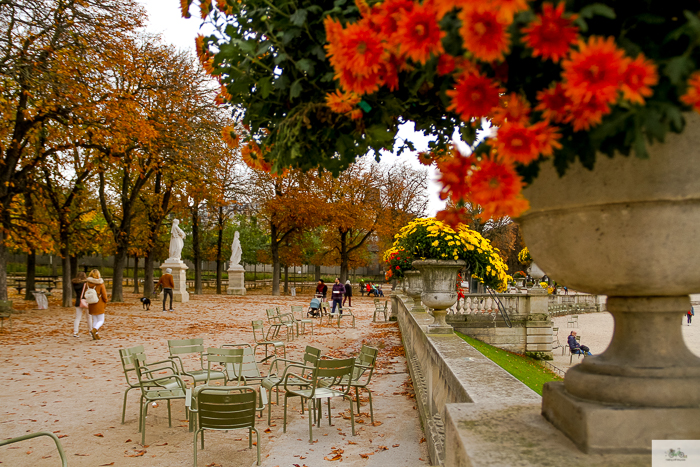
[518,112,700,453]
[412,260,465,334]
[404,270,424,312]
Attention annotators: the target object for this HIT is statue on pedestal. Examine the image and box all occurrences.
[169,219,186,261]
[230,231,242,268]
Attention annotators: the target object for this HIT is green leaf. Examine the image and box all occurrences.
[664,56,695,86]
[274,52,287,65]
[633,127,648,159]
[321,72,335,82]
[296,58,315,75]
[684,10,700,36]
[282,28,301,45]
[290,79,303,99]
[578,3,616,20]
[290,9,308,26]
[274,74,289,91]
[258,77,272,98]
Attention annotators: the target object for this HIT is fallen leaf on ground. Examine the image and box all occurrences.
[99,463,115,466]
[360,453,374,459]
[393,444,400,447]
[93,433,104,437]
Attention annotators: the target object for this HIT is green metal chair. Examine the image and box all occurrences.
[204,347,245,386]
[167,338,226,387]
[134,354,189,445]
[327,345,379,423]
[373,299,388,322]
[252,320,286,363]
[290,305,314,335]
[119,344,180,424]
[188,385,267,466]
[283,357,356,442]
[334,307,356,328]
[261,345,321,425]
[0,432,67,467]
[265,308,290,340]
[274,307,298,339]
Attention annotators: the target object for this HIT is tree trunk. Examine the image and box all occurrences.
[283,265,289,295]
[192,205,202,295]
[112,246,127,302]
[60,244,71,307]
[25,250,36,301]
[133,256,139,294]
[270,223,280,296]
[70,255,78,277]
[216,206,224,295]
[0,229,7,302]
[339,229,349,283]
[144,250,156,298]
[314,264,321,282]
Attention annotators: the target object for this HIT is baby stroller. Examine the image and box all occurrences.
[308,297,322,318]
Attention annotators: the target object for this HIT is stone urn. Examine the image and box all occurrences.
[412,260,465,334]
[403,270,424,312]
[518,112,700,453]
[527,262,547,294]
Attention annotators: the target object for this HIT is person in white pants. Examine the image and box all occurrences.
[71,272,92,337]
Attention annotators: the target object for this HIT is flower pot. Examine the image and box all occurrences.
[412,260,465,334]
[403,270,424,312]
[518,112,700,452]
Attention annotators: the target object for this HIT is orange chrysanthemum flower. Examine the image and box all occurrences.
[349,109,364,120]
[356,0,372,17]
[437,54,456,76]
[447,71,503,121]
[199,0,212,19]
[325,89,361,114]
[395,3,445,64]
[469,157,523,207]
[522,3,578,63]
[495,122,540,164]
[566,94,611,132]
[535,83,570,124]
[337,67,382,95]
[621,54,658,105]
[180,0,191,18]
[458,7,511,62]
[562,36,626,105]
[479,195,530,220]
[437,149,474,203]
[336,21,385,74]
[221,126,239,149]
[377,0,415,40]
[681,72,700,112]
[436,206,472,229]
[215,0,235,15]
[418,151,434,166]
[531,121,562,156]
[485,0,529,22]
[491,93,531,126]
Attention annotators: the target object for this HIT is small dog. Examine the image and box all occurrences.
[140,297,151,310]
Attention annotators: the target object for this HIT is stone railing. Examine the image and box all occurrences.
[448,293,524,316]
[547,294,603,315]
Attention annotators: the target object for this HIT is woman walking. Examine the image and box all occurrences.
[71,272,92,338]
[343,280,352,307]
[86,269,109,340]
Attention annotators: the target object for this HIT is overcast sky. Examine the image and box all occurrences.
[139,0,446,216]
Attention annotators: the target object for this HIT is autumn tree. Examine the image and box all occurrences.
[0,0,144,300]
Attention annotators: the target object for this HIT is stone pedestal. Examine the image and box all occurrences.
[226,264,246,295]
[160,259,189,303]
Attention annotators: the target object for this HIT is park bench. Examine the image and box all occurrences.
[14,276,59,295]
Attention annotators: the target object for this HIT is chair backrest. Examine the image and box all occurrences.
[222,345,261,382]
[311,358,355,394]
[353,345,378,381]
[207,347,245,384]
[276,307,293,324]
[265,308,278,322]
[303,346,322,367]
[291,305,304,318]
[119,344,146,387]
[251,320,266,343]
[321,301,330,310]
[168,338,206,372]
[196,387,258,431]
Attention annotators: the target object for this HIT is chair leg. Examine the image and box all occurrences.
[122,387,134,424]
[138,395,144,432]
[193,428,200,467]
[308,399,314,443]
[201,429,204,449]
[249,427,252,449]
[167,400,172,427]
[328,398,332,425]
[283,394,288,433]
[141,401,148,445]
[317,399,322,427]
[349,397,355,436]
[367,389,374,424]
[355,387,360,414]
[267,392,273,425]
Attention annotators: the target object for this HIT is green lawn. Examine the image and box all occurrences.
[456,331,563,396]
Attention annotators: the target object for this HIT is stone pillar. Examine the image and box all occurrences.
[389,292,399,321]
[159,259,189,303]
[227,264,246,295]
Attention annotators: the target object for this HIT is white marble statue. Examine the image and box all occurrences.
[230,231,242,267]
[168,219,186,261]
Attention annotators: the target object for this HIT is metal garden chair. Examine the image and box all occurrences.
[167,338,226,387]
[322,345,379,423]
[291,305,313,335]
[261,345,321,425]
[274,307,298,339]
[119,344,180,424]
[188,385,267,466]
[204,347,245,386]
[133,354,189,445]
[373,300,388,322]
[283,357,356,442]
[265,308,292,340]
[0,432,67,467]
[252,320,287,363]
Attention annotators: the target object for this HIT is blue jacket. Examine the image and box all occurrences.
[568,335,580,349]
